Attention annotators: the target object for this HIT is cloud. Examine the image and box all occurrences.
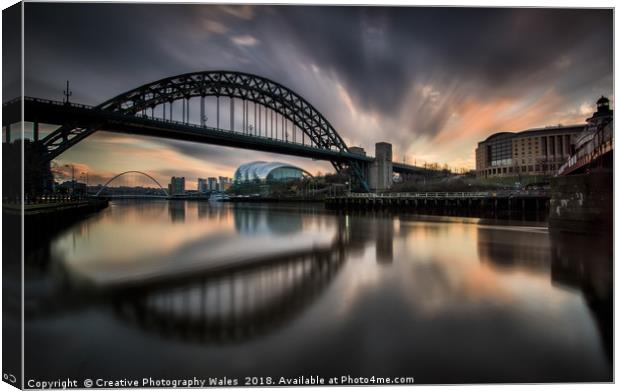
[24,4,612,172]
[217,5,255,20]
[203,19,228,34]
[231,35,259,47]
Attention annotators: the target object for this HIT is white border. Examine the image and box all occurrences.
[0,2,616,391]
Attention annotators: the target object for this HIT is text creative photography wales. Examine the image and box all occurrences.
[1,1,615,390]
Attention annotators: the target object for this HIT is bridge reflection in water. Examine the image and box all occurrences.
[25,202,353,345]
[22,201,612,383]
[114,243,345,343]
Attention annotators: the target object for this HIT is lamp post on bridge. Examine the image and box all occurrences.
[63,80,72,105]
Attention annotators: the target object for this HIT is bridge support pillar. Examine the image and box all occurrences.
[369,142,393,192]
[5,123,11,143]
[33,122,39,141]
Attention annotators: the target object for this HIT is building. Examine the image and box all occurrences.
[197,178,208,193]
[218,176,232,191]
[475,125,585,178]
[168,176,185,195]
[234,161,311,184]
[207,177,218,191]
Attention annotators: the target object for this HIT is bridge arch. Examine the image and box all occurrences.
[97,70,349,154]
[39,70,370,190]
[95,170,169,197]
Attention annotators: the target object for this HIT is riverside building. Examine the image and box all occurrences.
[475,123,586,178]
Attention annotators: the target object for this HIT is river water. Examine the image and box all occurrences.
[24,200,612,384]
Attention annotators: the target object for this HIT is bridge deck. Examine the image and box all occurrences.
[4,97,433,176]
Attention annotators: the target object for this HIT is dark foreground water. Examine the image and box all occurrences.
[23,200,612,384]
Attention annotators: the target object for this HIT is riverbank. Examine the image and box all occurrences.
[224,196,324,203]
[3,198,109,217]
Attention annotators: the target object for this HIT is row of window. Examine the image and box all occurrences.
[480,163,561,176]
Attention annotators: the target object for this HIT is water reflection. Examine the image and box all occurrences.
[115,244,345,343]
[477,222,550,272]
[234,206,303,236]
[168,200,186,223]
[23,201,612,383]
[550,230,613,364]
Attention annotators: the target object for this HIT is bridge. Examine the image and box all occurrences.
[3,71,437,192]
[94,170,169,198]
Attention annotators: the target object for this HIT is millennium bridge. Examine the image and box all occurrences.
[3,70,437,192]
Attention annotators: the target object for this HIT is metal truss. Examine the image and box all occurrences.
[97,71,349,152]
[39,71,369,189]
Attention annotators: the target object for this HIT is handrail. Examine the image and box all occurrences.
[329,190,549,200]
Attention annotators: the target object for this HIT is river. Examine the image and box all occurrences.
[23,200,612,384]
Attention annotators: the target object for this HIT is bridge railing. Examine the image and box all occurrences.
[331,190,549,199]
[130,112,346,153]
[558,123,613,176]
[19,96,95,110]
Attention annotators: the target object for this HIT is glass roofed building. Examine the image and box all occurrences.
[234,161,311,184]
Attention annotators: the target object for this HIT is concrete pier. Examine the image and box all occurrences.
[369,142,393,191]
[549,171,612,232]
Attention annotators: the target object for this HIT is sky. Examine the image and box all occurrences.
[16,3,613,187]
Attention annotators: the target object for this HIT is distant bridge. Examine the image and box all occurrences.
[3,71,439,192]
[94,170,169,197]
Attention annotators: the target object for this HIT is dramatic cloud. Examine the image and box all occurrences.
[20,3,613,183]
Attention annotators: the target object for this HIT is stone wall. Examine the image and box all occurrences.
[549,171,612,232]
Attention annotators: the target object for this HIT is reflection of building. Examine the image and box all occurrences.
[475,125,584,178]
[476,224,551,271]
[168,176,185,195]
[234,208,303,236]
[168,200,185,223]
[375,218,394,264]
[234,161,310,184]
[197,178,207,193]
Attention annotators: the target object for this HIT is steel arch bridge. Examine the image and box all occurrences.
[4,70,435,191]
[95,170,169,197]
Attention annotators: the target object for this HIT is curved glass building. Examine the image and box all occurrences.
[234,161,311,184]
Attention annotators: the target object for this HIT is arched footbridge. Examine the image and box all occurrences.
[3,70,436,191]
